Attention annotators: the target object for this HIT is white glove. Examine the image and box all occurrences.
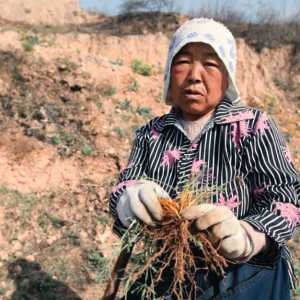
[116,180,170,227]
[182,204,253,260]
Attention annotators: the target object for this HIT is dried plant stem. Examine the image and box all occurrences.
[131,239,169,282]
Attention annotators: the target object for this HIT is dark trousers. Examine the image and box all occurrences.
[193,255,291,299]
[123,252,291,300]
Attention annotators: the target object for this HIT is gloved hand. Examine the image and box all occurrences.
[116,180,170,227]
[182,204,253,260]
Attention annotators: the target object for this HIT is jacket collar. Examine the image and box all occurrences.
[153,98,255,133]
[213,99,254,124]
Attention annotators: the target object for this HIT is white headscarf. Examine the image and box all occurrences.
[163,18,240,105]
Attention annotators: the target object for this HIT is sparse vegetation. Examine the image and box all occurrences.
[284,132,292,143]
[118,99,132,111]
[186,0,300,52]
[0,186,39,219]
[100,85,117,97]
[266,95,278,115]
[97,213,111,226]
[11,64,25,83]
[49,257,69,282]
[274,77,290,92]
[294,264,300,299]
[131,124,141,134]
[127,79,139,92]
[111,58,124,66]
[37,213,50,234]
[81,144,93,156]
[0,6,299,300]
[56,58,79,72]
[48,128,95,157]
[113,127,127,139]
[62,229,81,246]
[21,34,40,52]
[50,135,61,145]
[86,249,111,283]
[136,106,152,119]
[46,213,66,229]
[121,0,178,13]
[131,59,152,76]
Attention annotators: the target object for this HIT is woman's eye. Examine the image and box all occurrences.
[175,59,190,65]
[205,61,218,67]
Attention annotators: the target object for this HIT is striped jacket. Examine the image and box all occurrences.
[109,98,300,287]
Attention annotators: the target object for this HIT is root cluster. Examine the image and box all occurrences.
[123,191,228,299]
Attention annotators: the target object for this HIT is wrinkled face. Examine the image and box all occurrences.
[170,42,228,121]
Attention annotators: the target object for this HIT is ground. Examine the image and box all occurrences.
[0,7,299,300]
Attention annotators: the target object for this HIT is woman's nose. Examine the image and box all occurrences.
[188,61,204,83]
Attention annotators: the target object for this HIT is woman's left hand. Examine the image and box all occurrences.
[182,204,253,260]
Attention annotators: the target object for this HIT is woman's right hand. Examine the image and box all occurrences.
[116,180,170,227]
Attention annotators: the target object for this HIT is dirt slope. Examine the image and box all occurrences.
[0,0,82,24]
[0,11,299,300]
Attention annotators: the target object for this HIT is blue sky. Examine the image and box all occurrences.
[80,0,300,20]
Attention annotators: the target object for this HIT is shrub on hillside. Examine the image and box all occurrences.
[131,59,152,76]
[121,0,177,13]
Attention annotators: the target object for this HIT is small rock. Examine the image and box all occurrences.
[18,232,30,242]
[25,255,35,262]
[32,109,46,121]
[0,251,9,261]
[106,148,116,156]
[0,95,12,111]
[70,84,82,92]
[5,290,12,298]
[79,231,88,240]
[18,111,28,119]
[57,64,68,72]
[88,271,97,282]
[74,213,82,221]
[46,236,57,245]
[60,95,71,103]
[12,240,22,251]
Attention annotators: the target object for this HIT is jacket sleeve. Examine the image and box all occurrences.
[109,125,149,237]
[242,112,300,245]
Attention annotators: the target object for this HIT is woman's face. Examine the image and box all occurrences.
[170,42,228,121]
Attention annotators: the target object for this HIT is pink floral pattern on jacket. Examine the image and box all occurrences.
[254,184,271,195]
[215,193,241,210]
[255,112,269,135]
[151,128,160,140]
[273,202,300,227]
[190,142,198,149]
[161,149,181,167]
[223,111,254,123]
[191,159,205,175]
[231,120,250,149]
[222,111,254,149]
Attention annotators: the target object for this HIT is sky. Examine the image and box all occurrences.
[80,0,300,21]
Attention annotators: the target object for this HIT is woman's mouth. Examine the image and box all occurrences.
[184,88,205,100]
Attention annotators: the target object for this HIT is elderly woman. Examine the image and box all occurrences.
[109,18,300,299]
